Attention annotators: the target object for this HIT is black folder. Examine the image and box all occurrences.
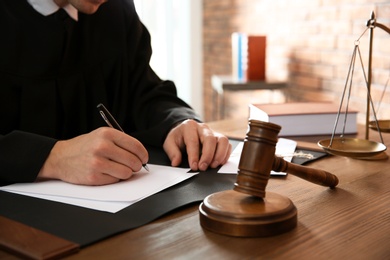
[0,142,238,247]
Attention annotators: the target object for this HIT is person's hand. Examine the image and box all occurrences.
[38,127,149,185]
[163,119,232,171]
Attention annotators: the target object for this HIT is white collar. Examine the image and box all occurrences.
[27,0,78,21]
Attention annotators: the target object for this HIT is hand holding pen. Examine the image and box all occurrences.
[97,103,149,171]
[38,107,149,186]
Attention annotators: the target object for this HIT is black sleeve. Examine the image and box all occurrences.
[118,1,202,146]
[0,131,57,185]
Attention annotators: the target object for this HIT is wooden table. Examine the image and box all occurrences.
[1,119,389,259]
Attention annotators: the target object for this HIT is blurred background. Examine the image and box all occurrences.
[135,0,390,124]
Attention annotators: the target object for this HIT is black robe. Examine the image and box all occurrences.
[0,0,200,184]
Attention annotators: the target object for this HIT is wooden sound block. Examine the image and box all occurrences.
[199,190,297,237]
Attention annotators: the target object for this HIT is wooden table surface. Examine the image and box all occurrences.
[1,118,389,259]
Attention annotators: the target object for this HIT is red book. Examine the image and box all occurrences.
[246,36,266,81]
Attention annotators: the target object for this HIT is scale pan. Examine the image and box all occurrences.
[369,120,390,133]
[318,138,387,157]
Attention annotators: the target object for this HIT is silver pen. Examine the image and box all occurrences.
[97,103,149,171]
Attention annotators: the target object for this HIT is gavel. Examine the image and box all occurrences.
[234,119,339,198]
[200,119,339,237]
[273,155,338,187]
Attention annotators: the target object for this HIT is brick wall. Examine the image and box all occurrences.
[203,0,390,126]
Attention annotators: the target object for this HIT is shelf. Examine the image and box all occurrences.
[211,75,287,119]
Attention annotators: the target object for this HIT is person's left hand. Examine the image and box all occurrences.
[163,119,232,171]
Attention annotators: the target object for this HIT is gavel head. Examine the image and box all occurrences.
[234,120,281,198]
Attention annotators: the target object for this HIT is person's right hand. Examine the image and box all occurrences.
[37,127,149,185]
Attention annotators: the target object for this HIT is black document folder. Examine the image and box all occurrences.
[0,143,238,247]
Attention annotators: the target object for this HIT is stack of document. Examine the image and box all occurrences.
[0,165,197,213]
[218,138,297,176]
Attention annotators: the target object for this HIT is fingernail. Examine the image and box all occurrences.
[211,161,219,168]
[200,162,208,171]
[191,162,198,170]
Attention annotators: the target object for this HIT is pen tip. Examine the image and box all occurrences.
[143,164,149,171]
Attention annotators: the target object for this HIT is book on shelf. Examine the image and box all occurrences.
[231,33,266,81]
[248,102,358,136]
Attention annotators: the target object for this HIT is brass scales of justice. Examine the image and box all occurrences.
[318,11,388,158]
[198,12,388,237]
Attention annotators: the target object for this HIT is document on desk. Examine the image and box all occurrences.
[0,164,197,213]
[219,138,297,175]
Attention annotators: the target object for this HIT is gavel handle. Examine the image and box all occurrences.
[272,156,339,188]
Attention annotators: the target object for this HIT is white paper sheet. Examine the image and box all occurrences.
[0,164,197,213]
[218,138,297,176]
